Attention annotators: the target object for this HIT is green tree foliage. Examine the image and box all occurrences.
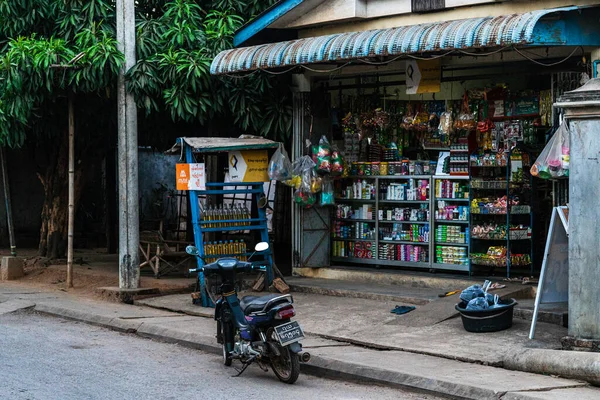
[0,0,291,257]
[0,0,292,149]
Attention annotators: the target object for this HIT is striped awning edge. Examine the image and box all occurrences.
[210,6,577,75]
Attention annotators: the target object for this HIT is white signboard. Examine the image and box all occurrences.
[529,206,569,339]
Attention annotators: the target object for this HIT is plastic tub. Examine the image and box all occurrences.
[455,299,518,333]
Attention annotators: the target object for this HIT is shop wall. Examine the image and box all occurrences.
[299,0,600,37]
[138,149,181,232]
[0,149,44,248]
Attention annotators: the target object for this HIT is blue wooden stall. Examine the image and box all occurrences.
[171,137,280,307]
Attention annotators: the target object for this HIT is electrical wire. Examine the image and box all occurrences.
[511,45,583,67]
[457,46,510,57]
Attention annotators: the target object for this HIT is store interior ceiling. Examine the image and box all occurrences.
[308,46,588,103]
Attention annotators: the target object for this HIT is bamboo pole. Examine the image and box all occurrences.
[67,94,75,288]
[0,146,16,256]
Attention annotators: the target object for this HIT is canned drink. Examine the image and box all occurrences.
[380,162,388,176]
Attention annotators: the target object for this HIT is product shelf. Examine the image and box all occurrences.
[331,175,469,273]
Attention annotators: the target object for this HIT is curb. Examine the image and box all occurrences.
[32,302,596,400]
[503,348,600,386]
[288,284,431,305]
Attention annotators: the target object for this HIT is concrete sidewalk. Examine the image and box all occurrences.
[1,282,599,400]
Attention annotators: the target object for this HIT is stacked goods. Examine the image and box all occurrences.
[202,204,250,228]
[436,246,469,266]
[470,246,531,266]
[380,224,429,242]
[381,179,429,201]
[378,208,429,223]
[436,225,467,244]
[203,240,247,263]
[332,221,376,240]
[435,179,469,199]
[435,204,469,221]
[379,244,428,262]
[332,241,375,259]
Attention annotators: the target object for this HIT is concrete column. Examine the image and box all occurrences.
[116,0,140,289]
[555,79,600,347]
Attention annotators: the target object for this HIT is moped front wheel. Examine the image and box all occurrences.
[267,328,300,384]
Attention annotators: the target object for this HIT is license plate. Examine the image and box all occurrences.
[274,321,305,346]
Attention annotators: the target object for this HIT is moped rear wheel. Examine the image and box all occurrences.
[267,328,300,384]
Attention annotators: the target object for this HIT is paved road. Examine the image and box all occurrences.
[0,311,443,400]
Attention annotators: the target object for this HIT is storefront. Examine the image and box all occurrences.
[210,2,600,278]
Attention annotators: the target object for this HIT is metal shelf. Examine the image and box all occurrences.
[379,240,429,245]
[335,198,376,203]
[433,175,470,180]
[434,242,469,247]
[333,218,375,223]
[435,220,469,224]
[378,220,430,225]
[471,237,532,241]
[331,238,376,242]
[376,175,433,180]
[432,262,470,272]
[379,200,429,204]
[435,198,469,202]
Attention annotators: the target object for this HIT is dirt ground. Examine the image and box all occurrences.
[6,248,196,301]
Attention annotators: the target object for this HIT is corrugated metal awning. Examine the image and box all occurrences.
[211,6,585,75]
[167,136,280,154]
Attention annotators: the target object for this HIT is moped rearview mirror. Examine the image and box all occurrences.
[254,242,269,252]
[186,245,200,256]
[257,195,268,209]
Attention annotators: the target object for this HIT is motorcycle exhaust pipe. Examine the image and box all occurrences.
[299,352,311,363]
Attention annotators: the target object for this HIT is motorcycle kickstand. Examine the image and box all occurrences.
[233,356,256,377]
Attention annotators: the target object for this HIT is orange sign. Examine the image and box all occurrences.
[176,163,206,191]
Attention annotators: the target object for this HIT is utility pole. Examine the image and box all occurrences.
[116,0,140,289]
[0,146,16,256]
[66,94,75,288]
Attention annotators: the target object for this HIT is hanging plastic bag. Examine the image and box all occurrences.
[320,177,334,206]
[438,112,454,135]
[268,144,292,181]
[312,135,332,174]
[292,155,318,208]
[294,188,316,208]
[530,122,570,179]
[330,146,345,177]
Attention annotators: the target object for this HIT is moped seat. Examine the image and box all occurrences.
[240,294,289,314]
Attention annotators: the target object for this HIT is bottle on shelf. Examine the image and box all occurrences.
[240,240,247,261]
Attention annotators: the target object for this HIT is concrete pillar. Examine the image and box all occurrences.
[116,0,140,289]
[555,79,600,348]
[1,257,23,280]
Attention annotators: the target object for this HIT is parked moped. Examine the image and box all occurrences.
[186,242,309,384]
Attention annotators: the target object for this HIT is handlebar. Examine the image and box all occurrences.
[188,262,267,275]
